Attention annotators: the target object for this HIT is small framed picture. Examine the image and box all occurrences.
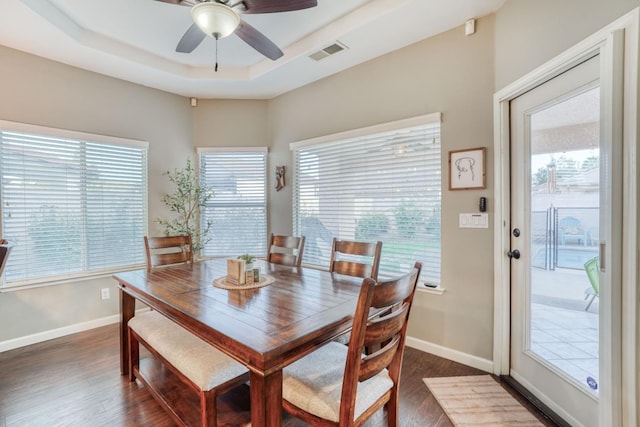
[449,147,486,190]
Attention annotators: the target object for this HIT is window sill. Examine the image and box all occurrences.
[417,283,445,295]
[1,264,145,292]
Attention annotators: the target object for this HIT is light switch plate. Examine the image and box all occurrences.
[459,213,489,228]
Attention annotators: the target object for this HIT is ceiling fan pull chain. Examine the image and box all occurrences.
[214,36,219,72]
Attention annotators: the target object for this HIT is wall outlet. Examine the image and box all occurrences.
[101,288,110,300]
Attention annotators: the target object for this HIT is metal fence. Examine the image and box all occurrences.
[532,207,598,270]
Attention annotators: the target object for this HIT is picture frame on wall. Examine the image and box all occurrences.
[449,147,486,190]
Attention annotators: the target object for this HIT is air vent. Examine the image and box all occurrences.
[309,42,348,61]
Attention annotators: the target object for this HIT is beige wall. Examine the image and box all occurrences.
[269,16,497,359]
[193,99,269,149]
[0,16,498,358]
[3,0,637,364]
[191,99,279,239]
[0,15,498,359]
[495,0,640,91]
[0,45,193,342]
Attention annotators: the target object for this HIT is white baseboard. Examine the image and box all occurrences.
[3,315,495,371]
[0,308,150,353]
[405,335,494,373]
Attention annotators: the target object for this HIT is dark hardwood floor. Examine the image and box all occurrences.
[0,324,557,426]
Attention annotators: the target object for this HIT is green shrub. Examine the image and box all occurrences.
[395,201,424,239]
[355,214,389,240]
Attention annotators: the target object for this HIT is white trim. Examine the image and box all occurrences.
[196,146,268,153]
[416,285,445,296]
[618,11,640,427]
[492,99,511,377]
[0,307,151,352]
[510,371,584,427]
[2,319,488,379]
[289,112,441,150]
[298,264,445,295]
[0,119,148,149]
[406,335,493,373]
[493,8,638,426]
[599,27,625,427]
[0,264,146,292]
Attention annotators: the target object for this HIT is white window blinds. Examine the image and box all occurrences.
[198,148,267,257]
[291,114,441,284]
[0,122,148,288]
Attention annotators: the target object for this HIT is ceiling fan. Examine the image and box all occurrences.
[154,0,318,61]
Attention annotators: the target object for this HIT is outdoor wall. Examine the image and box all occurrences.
[0,45,193,344]
[268,16,497,360]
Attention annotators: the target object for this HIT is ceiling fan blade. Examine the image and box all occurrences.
[176,23,207,53]
[241,0,317,14]
[153,0,194,6]
[235,19,284,60]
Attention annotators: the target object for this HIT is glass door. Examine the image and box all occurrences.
[509,55,602,426]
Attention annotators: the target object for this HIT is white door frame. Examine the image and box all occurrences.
[492,8,638,427]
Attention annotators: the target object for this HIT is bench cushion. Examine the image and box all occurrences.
[129,311,247,391]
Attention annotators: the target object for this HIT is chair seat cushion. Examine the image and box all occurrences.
[129,311,247,391]
[282,341,393,422]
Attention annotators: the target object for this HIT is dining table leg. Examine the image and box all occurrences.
[119,287,135,376]
[250,369,283,427]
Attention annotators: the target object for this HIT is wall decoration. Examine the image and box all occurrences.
[275,165,285,191]
[449,147,486,190]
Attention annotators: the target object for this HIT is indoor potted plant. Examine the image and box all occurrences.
[237,253,256,269]
[156,159,214,253]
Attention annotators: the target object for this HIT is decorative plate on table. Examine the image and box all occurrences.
[213,274,274,290]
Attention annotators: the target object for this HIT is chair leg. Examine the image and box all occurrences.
[585,294,596,311]
[386,389,399,427]
[128,328,139,382]
[201,390,217,427]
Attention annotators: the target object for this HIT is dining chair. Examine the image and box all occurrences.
[329,238,383,346]
[583,256,600,311]
[144,235,193,271]
[282,261,422,426]
[329,238,383,280]
[267,233,306,267]
[559,216,589,246]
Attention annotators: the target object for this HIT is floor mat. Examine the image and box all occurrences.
[423,375,543,426]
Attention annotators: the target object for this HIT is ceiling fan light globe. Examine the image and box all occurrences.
[191,3,240,39]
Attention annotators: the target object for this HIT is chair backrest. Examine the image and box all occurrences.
[329,238,382,279]
[560,216,581,230]
[267,233,305,267]
[340,261,422,423]
[0,239,13,277]
[584,256,599,294]
[144,235,193,271]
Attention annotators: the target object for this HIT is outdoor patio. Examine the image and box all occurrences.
[530,267,599,394]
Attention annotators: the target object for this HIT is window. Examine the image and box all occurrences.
[291,113,441,284]
[0,121,148,288]
[198,148,267,257]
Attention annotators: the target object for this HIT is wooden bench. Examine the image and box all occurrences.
[128,311,249,427]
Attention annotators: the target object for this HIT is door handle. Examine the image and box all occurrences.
[507,249,521,260]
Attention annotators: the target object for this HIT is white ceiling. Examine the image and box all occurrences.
[0,0,506,99]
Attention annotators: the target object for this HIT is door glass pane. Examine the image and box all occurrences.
[528,86,600,395]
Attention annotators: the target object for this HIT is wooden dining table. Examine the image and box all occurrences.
[114,258,365,427]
